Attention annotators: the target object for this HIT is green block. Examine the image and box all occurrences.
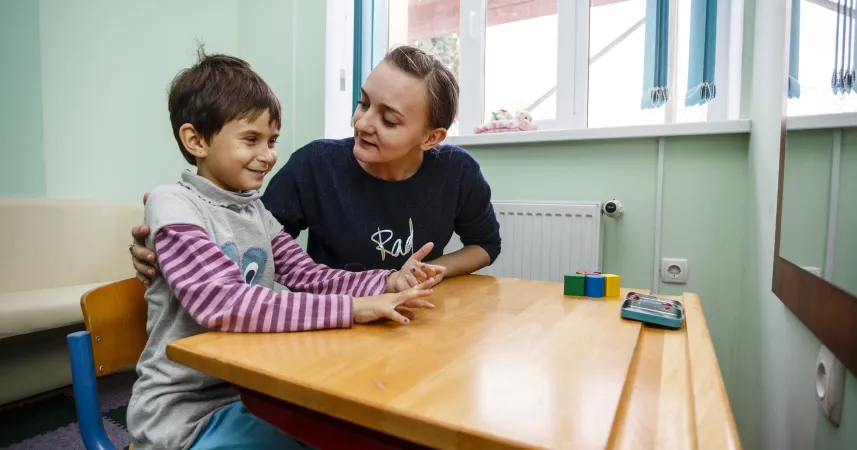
[564,273,586,296]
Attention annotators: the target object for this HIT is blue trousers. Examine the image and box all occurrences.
[190,401,309,450]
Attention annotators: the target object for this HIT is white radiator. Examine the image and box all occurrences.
[444,201,602,282]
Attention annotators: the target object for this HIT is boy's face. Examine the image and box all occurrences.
[185,110,280,192]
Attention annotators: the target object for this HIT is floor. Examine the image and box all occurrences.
[0,371,135,450]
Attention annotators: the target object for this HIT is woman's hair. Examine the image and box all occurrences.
[383,45,459,130]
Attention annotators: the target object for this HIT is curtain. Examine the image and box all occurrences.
[832,0,856,94]
[685,0,718,106]
[788,0,801,99]
[642,0,671,109]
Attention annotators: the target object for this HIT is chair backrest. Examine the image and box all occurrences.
[80,278,148,376]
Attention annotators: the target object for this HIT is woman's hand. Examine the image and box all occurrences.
[353,279,436,324]
[130,193,158,285]
[386,243,446,292]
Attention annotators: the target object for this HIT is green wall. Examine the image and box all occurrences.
[464,132,750,378]
[728,2,857,449]
[780,128,857,296]
[780,130,834,271]
[1,0,324,202]
[0,0,45,197]
[834,130,857,296]
[658,134,749,379]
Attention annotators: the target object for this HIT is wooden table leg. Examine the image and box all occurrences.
[238,388,430,450]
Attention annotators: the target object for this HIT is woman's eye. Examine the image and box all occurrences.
[383,118,396,127]
[358,101,369,110]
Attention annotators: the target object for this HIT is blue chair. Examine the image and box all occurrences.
[68,278,148,450]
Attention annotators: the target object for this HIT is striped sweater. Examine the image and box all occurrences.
[155,223,389,332]
[128,171,391,450]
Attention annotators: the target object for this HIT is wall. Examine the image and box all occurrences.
[726,1,857,449]
[1,0,325,203]
[833,130,857,296]
[463,132,750,378]
[779,129,833,271]
[780,128,857,295]
[0,0,46,197]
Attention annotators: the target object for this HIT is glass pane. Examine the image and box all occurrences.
[388,0,461,133]
[588,0,665,128]
[388,0,461,80]
[483,0,558,123]
[673,0,708,123]
[787,0,857,116]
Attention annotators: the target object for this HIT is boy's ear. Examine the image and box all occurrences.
[420,127,448,151]
[179,124,208,159]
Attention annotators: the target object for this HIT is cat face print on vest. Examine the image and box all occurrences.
[221,242,267,285]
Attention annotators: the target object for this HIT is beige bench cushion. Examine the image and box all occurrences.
[0,197,142,294]
[0,282,110,339]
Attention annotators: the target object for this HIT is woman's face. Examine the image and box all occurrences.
[352,61,445,165]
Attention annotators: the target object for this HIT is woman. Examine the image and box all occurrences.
[131,45,501,287]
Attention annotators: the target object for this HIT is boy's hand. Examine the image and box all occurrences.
[386,243,446,293]
[354,279,435,324]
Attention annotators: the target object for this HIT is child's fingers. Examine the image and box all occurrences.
[387,307,410,324]
[395,280,434,305]
[394,306,416,321]
[401,298,435,309]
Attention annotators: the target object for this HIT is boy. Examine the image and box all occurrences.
[128,50,442,450]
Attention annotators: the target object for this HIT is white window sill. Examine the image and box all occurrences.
[786,112,857,131]
[444,120,752,147]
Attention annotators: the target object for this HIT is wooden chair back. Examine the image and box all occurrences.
[80,278,148,376]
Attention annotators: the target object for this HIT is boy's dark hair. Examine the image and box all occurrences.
[168,47,281,165]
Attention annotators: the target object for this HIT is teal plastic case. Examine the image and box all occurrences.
[620,292,684,329]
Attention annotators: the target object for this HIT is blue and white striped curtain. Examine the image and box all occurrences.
[685,0,718,106]
[832,0,856,95]
[642,0,671,109]
[788,0,800,98]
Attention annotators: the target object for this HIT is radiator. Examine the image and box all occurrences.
[444,201,602,282]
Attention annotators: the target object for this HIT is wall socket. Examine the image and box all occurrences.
[661,258,689,284]
[816,344,845,426]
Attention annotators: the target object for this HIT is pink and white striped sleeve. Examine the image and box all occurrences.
[154,224,353,332]
[270,230,391,297]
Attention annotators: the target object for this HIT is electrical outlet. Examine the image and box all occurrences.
[816,345,845,426]
[661,258,689,284]
[801,266,822,277]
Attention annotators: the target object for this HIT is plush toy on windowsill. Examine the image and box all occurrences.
[474,109,538,134]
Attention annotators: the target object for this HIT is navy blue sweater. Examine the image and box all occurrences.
[261,138,501,272]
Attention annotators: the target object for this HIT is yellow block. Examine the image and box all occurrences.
[602,274,621,297]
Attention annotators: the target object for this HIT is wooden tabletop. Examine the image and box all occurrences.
[167,275,740,450]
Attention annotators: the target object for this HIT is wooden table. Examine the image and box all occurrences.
[166,275,740,449]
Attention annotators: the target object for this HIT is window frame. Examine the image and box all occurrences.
[349,0,744,139]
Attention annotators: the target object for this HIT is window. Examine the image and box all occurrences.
[483,0,559,123]
[787,0,857,116]
[350,0,740,137]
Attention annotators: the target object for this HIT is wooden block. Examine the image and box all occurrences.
[564,273,586,296]
[585,275,605,298]
[602,274,621,297]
